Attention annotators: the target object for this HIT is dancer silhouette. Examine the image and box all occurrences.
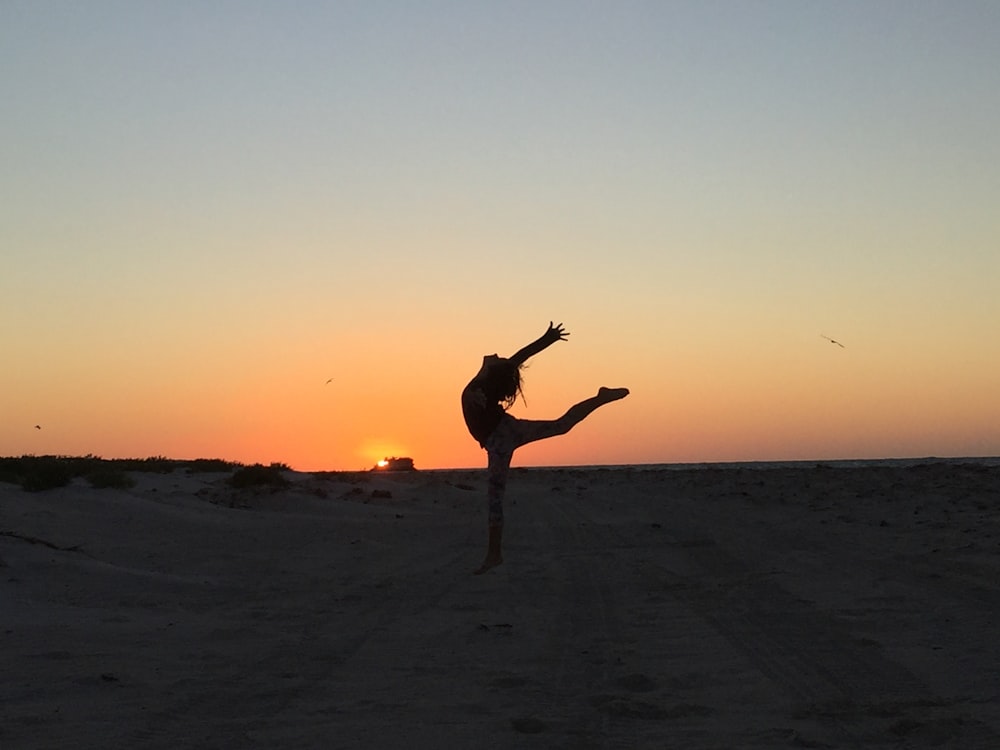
[461,322,628,574]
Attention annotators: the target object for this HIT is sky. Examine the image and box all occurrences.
[2,1,999,471]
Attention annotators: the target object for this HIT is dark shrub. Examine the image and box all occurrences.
[229,464,289,489]
[87,469,136,490]
[20,459,74,492]
[186,458,236,474]
[135,456,176,474]
[0,457,21,485]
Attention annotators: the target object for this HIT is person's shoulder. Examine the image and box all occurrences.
[463,377,485,392]
[463,383,488,406]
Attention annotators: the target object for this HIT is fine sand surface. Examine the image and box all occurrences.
[2,462,999,749]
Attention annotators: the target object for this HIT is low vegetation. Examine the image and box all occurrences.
[85,468,137,490]
[229,463,290,489]
[0,455,242,493]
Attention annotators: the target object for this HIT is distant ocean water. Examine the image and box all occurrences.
[424,457,1000,474]
[509,457,1000,472]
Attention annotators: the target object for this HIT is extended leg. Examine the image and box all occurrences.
[505,387,630,447]
[556,387,630,435]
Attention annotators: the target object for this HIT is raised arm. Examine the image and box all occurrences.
[509,321,569,367]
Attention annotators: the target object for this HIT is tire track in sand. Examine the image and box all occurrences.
[127,508,476,749]
[496,470,1000,748]
[499,479,651,749]
[628,477,1000,749]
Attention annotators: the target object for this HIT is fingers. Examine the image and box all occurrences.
[545,321,570,343]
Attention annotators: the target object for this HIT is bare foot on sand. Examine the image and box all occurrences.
[473,554,503,575]
[598,387,629,403]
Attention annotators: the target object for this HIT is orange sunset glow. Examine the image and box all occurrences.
[2,4,999,470]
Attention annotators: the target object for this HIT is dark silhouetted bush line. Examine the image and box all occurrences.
[186,458,236,473]
[0,455,243,492]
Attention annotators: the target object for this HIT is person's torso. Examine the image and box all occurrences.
[462,379,504,446]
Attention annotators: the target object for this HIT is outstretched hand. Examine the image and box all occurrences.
[545,321,569,343]
[511,321,570,365]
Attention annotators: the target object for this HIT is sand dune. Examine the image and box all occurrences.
[2,462,999,748]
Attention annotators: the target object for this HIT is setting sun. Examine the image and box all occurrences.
[1,3,998,470]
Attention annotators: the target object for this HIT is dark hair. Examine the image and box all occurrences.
[484,359,523,410]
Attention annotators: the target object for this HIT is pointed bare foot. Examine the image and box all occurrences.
[473,554,503,575]
[597,387,629,403]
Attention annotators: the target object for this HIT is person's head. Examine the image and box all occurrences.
[480,355,522,410]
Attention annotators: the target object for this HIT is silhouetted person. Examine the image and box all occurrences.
[461,322,628,574]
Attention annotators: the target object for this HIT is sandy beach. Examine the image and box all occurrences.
[2,461,999,749]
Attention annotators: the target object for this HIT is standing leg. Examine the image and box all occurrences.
[473,387,628,574]
[474,448,511,575]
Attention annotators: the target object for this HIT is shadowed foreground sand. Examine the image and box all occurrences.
[2,462,999,748]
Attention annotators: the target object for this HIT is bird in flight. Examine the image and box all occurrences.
[34,424,42,430]
[325,378,333,385]
[821,334,845,348]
